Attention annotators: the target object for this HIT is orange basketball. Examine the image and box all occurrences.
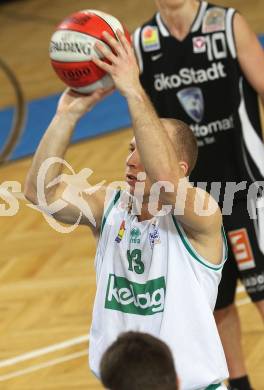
[49,10,131,94]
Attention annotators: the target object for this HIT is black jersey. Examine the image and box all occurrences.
[134,1,264,204]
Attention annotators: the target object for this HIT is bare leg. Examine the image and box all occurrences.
[214,304,247,379]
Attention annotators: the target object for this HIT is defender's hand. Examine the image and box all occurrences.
[93,30,142,98]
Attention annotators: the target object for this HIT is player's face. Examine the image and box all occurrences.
[125,138,152,197]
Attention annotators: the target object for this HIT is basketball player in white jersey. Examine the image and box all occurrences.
[133,2,264,389]
[25,30,228,389]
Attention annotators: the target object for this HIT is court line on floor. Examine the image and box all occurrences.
[0,335,89,368]
[0,350,88,382]
[237,285,246,293]
[236,297,251,306]
[0,298,252,382]
[0,296,250,371]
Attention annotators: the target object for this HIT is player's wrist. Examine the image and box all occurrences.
[123,83,145,101]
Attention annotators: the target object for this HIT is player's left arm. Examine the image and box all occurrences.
[234,13,264,106]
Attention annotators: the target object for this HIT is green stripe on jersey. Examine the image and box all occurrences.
[100,190,121,235]
[205,384,222,390]
[172,216,225,271]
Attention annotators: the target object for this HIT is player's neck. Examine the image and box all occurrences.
[159,0,200,41]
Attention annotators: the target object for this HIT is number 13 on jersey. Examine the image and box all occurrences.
[127,249,145,274]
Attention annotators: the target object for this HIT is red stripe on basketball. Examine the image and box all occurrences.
[51,60,107,88]
[57,12,116,45]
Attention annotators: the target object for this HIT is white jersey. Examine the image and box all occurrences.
[89,191,229,390]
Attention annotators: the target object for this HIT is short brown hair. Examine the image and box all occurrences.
[100,331,178,390]
[161,118,198,175]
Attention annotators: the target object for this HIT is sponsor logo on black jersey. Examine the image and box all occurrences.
[202,8,226,34]
[196,33,228,61]
[151,53,163,61]
[154,62,226,91]
[192,37,206,54]
[177,88,204,123]
[190,115,234,147]
[142,26,160,52]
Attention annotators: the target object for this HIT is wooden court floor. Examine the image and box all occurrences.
[0,0,263,389]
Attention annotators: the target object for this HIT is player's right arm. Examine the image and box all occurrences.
[24,88,111,234]
[234,13,264,106]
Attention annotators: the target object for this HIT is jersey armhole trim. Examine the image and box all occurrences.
[204,384,222,390]
[133,27,144,74]
[191,1,208,33]
[100,190,121,236]
[172,215,226,271]
[156,12,170,37]
[226,8,237,59]
[221,225,228,263]
[239,78,264,178]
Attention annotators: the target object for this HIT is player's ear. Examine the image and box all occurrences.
[179,161,189,176]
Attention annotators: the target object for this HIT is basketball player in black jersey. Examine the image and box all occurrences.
[133,1,264,390]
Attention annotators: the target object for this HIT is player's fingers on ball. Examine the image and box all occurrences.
[68,88,83,97]
[60,88,69,99]
[84,89,104,104]
[102,86,115,98]
[61,87,72,96]
[116,29,131,52]
[91,56,105,67]
[92,56,112,73]
[93,89,104,100]
[94,42,116,63]
[94,41,105,54]
[95,88,111,98]
[102,31,123,54]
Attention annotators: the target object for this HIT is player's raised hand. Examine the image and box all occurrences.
[93,29,141,97]
[56,87,114,120]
